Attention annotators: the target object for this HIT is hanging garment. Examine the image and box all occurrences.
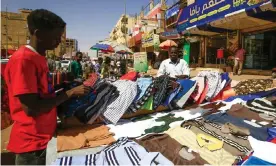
[197,71,222,101]
[165,127,237,166]
[103,80,137,124]
[134,134,209,165]
[57,125,115,152]
[234,79,274,95]
[52,137,173,166]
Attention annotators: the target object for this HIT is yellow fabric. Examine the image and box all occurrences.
[165,127,236,166]
[196,133,223,151]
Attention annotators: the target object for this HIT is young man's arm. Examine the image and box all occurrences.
[157,61,166,77]
[9,59,91,117]
[18,85,90,117]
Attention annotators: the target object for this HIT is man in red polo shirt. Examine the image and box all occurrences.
[4,9,90,165]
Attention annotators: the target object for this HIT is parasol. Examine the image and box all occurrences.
[159,40,178,50]
[90,43,115,53]
[99,41,133,54]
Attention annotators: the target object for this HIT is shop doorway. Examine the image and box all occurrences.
[244,30,276,70]
[190,42,200,64]
[206,35,227,64]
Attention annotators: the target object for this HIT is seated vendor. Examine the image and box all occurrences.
[157,46,190,79]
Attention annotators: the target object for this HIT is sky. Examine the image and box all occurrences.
[1,0,173,51]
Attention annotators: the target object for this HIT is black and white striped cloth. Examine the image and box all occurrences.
[53,137,173,166]
[244,98,276,117]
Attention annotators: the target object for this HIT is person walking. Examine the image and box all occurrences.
[4,9,91,165]
[69,52,83,79]
[233,45,246,75]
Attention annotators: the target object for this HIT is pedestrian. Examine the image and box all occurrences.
[94,57,103,75]
[69,52,83,79]
[100,56,111,78]
[4,9,91,165]
[233,44,246,75]
[47,54,56,72]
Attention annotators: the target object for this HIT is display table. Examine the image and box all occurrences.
[46,136,104,165]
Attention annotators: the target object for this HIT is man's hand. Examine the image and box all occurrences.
[69,85,91,97]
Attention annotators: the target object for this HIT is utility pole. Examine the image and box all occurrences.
[5,6,8,58]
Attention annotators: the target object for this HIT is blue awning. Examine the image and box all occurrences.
[166,4,179,19]
[177,0,273,33]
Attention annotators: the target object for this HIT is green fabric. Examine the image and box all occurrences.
[69,61,82,78]
[144,114,184,134]
[140,96,153,110]
[132,115,153,122]
[183,42,190,64]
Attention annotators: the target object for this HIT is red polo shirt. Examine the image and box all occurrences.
[4,46,57,153]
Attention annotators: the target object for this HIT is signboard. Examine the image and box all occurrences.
[177,0,270,32]
[153,34,160,51]
[142,32,154,48]
[134,52,148,72]
[160,29,180,39]
[166,4,180,18]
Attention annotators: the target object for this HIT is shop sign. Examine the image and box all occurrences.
[160,29,180,39]
[153,34,160,51]
[142,32,154,48]
[133,52,148,72]
[166,4,180,18]
[177,0,270,32]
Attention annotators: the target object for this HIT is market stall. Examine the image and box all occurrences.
[46,71,276,165]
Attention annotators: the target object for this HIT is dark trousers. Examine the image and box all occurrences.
[15,149,46,165]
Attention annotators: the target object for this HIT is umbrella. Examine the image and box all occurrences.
[90,43,114,53]
[159,40,178,50]
[99,41,133,54]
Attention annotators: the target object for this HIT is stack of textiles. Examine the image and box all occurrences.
[50,93,276,165]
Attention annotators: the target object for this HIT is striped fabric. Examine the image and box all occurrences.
[53,137,173,166]
[244,98,276,117]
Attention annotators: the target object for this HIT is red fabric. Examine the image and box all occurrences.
[211,84,231,102]
[4,46,57,153]
[120,71,138,81]
[196,80,208,104]
[271,138,276,144]
[217,49,224,59]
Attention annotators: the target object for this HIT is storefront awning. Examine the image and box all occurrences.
[177,0,275,33]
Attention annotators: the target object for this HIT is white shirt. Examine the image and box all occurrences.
[157,58,190,78]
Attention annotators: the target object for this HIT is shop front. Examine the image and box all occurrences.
[177,0,276,70]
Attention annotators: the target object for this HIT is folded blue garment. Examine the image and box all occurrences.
[243,156,275,165]
[136,77,153,101]
[225,88,276,102]
[174,79,196,101]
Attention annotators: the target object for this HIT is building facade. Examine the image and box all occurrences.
[109,15,136,45]
[1,8,67,57]
[65,38,78,54]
